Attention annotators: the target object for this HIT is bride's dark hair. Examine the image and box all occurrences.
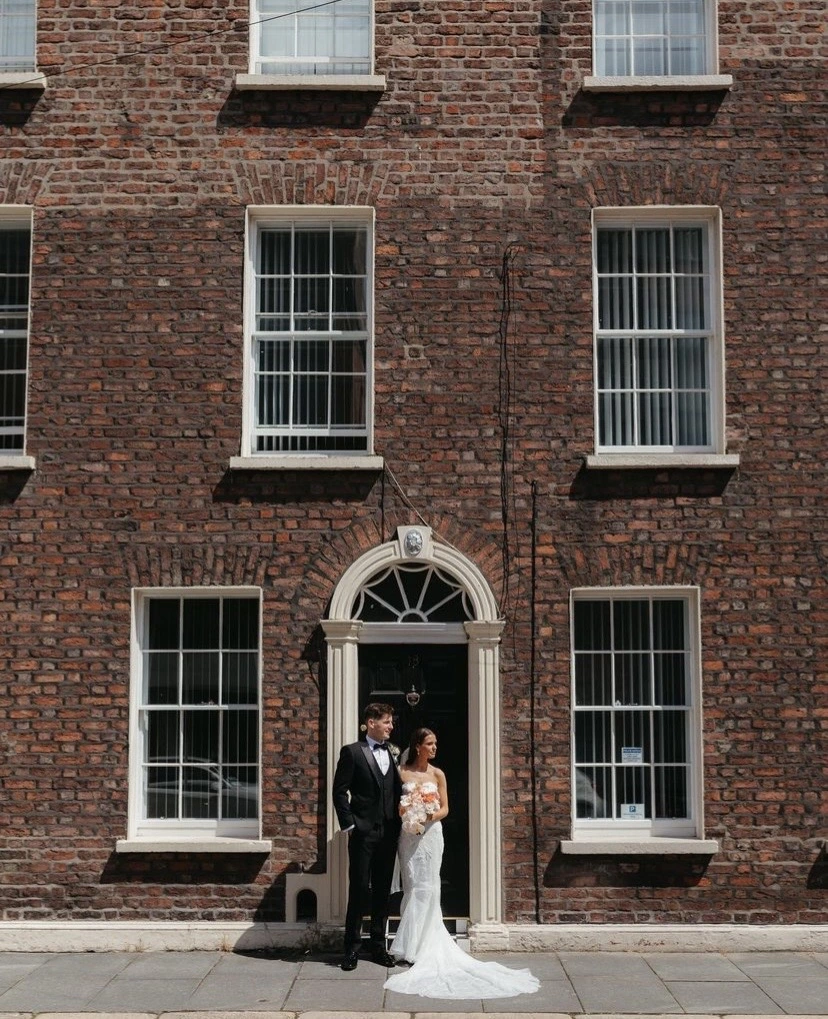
[406,727,435,764]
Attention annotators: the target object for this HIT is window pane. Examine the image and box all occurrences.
[598,277,634,330]
[148,599,179,650]
[183,710,219,764]
[223,652,258,705]
[595,0,629,36]
[146,710,179,763]
[653,599,686,649]
[632,1,667,36]
[617,710,650,761]
[638,390,672,445]
[574,599,612,650]
[616,652,651,705]
[575,653,613,706]
[614,600,651,649]
[224,710,258,765]
[181,764,218,818]
[654,710,687,762]
[636,275,672,329]
[655,765,689,817]
[599,390,636,446]
[575,766,611,818]
[295,230,329,274]
[654,653,687,705]
[183,599,220,650]
[597,335,633,391]
[145,652,178,704]
[256,371,289,427]
[223,598,259,650]
[222,766,258,819]
[575,711,612,763]
[182,652,219,705]
[145,766,179,819]
[676,390,709,446]
[293,374,328,426]
[636,336,671,389]
[616,766,651,818]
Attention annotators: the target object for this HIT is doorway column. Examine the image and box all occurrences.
[465,619,506,925]
[285,619,361,924]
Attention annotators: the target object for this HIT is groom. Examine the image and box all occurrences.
[332,701,402,971]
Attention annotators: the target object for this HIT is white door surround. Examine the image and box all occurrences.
[286,525,506,927]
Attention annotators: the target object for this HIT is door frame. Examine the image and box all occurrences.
[286,525,505,926]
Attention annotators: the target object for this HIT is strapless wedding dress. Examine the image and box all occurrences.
[383,783,538,1000]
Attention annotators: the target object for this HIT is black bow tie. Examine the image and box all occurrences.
[371,742,388,751]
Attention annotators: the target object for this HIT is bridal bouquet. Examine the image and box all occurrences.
[400,782,440,835]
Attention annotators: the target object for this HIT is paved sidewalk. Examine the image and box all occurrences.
[0,949,826,1017]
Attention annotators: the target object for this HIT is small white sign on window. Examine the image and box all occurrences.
[621,746,643,764]
[620,803,646,819]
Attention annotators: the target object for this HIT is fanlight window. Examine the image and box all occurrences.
[352,564,473,623]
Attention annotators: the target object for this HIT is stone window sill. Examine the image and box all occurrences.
[561,838,719,855]
[0,71,47,90]
[0,454,35,470]
[585,453,740,470]
[230,454,384,472]
[234,73,386,92]
[583,74,733,93]
[116,838,272,854]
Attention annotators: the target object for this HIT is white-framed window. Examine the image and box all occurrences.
[593,0,715,77]
[251,0,373,76]
[0,0,36,72]
[243,206,374,458]
[571,587,703,840]
[129,589,262,840]
[592,206,725,455]
[0,207,32,456]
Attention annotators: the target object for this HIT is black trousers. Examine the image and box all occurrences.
[344,821,399,951]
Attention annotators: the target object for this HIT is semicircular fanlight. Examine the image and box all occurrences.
[352,563,473,623]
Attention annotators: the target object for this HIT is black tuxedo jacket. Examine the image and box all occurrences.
[332,741,402,834]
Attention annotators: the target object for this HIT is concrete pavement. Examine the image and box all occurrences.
[0,949,826,1017]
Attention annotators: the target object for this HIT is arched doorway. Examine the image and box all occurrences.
[286,525,505,928]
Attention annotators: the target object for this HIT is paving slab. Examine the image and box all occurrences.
[740,975,828,1014]
[282,976,386,1011]
[184,975,296,1010]
[728,952,828,979]
[643,952,751,982]
[666,979,785,1014]
[86,978,204,1012]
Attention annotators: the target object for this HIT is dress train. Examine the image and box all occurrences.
[383,814,538,1000]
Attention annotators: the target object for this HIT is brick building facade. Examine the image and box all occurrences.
[0,0,825,943]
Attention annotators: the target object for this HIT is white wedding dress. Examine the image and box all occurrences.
[383,782,539,1000]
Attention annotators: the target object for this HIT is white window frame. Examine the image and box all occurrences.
[584,0,732,92]
[0,205,35,470]
[566,587,715,853]
[124,587,266,848]
[234,206,381,471]
[0,0,46,90]
[587,206,737,469]
[237,0,386,92]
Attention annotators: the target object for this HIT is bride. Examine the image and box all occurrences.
[383,727,539,1000]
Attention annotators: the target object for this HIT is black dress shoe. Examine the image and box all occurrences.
[369,947,396,967]
[340,949,359,971]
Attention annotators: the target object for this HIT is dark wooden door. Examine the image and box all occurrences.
[358,643,469,917]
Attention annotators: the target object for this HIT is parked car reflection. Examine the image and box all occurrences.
[146,763,258,819]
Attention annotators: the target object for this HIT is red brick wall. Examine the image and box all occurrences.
[0,0,824,923]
